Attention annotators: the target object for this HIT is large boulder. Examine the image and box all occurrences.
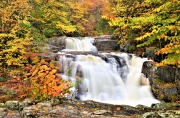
[142,62,180,102]
[94,40,119,51]
[48,36,119,52]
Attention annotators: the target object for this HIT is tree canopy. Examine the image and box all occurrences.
[103,0,180,67]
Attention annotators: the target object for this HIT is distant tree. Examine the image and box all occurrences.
[66,0,112,36]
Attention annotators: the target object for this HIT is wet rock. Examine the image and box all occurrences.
[177,86,180,94]
[145,47,161,61]
[5,101,19,110]
[141,61,157,84]
[176,68,180,82]
[48,36,67,50]
[164,87,177,96]
[142,61,180,102]
[94,35,113,40]
[156,66,176,83]
[94,40,119,51]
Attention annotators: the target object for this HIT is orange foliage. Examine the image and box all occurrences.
[24,57,71,100]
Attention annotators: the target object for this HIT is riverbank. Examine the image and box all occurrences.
[0,98,180,118]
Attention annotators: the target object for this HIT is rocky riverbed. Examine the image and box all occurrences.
[0,98,180,118]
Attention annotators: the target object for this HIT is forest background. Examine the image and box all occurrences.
[0,0,179,101]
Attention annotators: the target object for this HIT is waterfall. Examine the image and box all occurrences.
[58,37,160,107]
[62,37,97,52]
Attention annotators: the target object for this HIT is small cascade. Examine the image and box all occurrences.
[58,37,160,107]
[62,37,97,52]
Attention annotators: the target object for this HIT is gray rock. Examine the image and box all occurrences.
[177,86,180,94]
[94,35,113,40]
[141,61,157,84]
[151,103,167,110]
[176,68,180,82]
[19,99,33,110]
[142,61,180,102]
[141,110,180,118]
[145,47,159,60]
[5,101,19,110]
[95,40,119,51]
[93,110,111,115]
[164,87,177,96]
[50,98,60,105]
[156,66,176,83]
[22,105,39,118]
[22,102,53,117]
[37,102,53,112]
[49,106,79,117]
[48,36,67,50]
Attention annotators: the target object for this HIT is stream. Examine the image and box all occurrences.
[57,37,160,107]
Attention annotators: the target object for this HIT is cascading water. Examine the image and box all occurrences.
[58,37,160,107]
[62,37,97,52]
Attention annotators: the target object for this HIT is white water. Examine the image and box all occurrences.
[58,37,160,107]
[63,37,97,52]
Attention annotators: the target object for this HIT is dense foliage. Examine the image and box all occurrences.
[104,0,180,67]
[0,0,111,101]
[66,0,113,36]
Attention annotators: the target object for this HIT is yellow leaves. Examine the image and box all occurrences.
[39,65,49,71]
[135,32,154,41]
[0,33,15,38]
[56,22,76,33]
[131,25,142,29]
[31,69,39,77]
[176,50,180,54]
[49,69,57,75]
[40,59,48,65]
[108,18,125,27]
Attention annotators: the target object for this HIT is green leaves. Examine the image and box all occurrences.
[104,0,180,67]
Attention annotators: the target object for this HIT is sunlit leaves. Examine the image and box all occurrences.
[25,58,71,100]
[30,0,77,38]
[104,0,180,67]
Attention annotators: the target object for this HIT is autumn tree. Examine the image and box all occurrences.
[0,0,32,74]
[104,0,180,67]
[66,0,113,36]
[30,0,76,39]
[0,0,73,100]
